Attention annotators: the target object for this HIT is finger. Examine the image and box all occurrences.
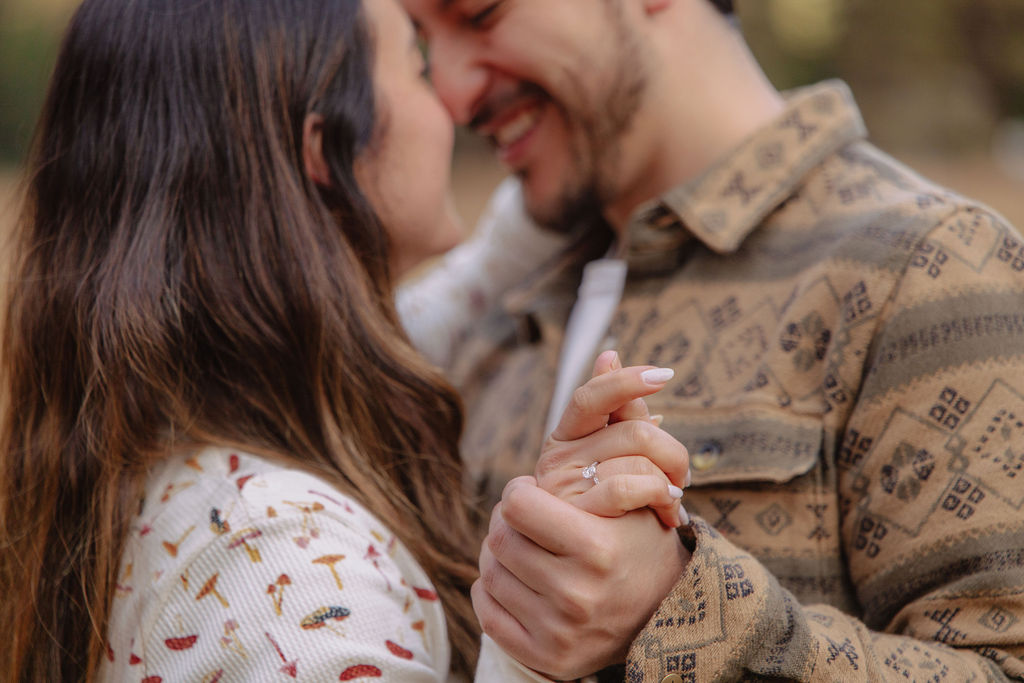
[588,349,654,426]
[574,474,684,528]
[608,398,653,425]
[478,541,546,628]
[550,365,675,442]
[539,419,690,490]
[484,501,573,594]
[471,579,534,663]
[575,456,688,527]
[496,482,604,558]
[572,453,670,492]
[605,353,653,425]
[471,578,572,679]
[499,474,538,503]
[589,453,667,480]
[590,349,619,377]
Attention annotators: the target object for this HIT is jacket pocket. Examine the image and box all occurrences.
[663,406,823,486]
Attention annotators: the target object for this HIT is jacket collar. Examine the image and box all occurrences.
[505,80,868,314]
[624,79,868,270]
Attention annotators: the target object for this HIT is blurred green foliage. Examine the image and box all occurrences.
[0,0,1022,165]
[741,0,1024,154]
[0,3,67,164]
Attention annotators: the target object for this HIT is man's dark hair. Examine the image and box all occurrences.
[709,0,734,14]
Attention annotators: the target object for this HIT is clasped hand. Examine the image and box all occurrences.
[473,351,693,680]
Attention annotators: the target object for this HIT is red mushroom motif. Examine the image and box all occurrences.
[339,664,382,680]
[195,573,229,608]
[385,640,413,660]
[227,528,263,563]
[164,634,198,651]
[267,574,292,615]
[312,554,346,590]
[300,605,351,637]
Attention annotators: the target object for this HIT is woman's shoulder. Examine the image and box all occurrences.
[125,447,418,594]
[102,447,449,681]
[134,447,385,551]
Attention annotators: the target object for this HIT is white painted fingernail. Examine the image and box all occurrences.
[641,368,674,385]
[668,484,684,499]
[685,468,692,487]
[678,505,691,526]
[650,414,664,427]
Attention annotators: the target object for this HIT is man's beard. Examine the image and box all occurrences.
[525,16,648,235]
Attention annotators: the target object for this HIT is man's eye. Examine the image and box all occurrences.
[468,1,501,28]
[413,36,432,81]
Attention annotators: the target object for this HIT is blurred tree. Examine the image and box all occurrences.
[1,0,1022,165]
[960,0,1024,118]
[835,0,998,154]
[737,0,843,91]
[0,0,69,164]
[737,0,1024,155]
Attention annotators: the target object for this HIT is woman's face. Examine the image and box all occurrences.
[356,0,464,279]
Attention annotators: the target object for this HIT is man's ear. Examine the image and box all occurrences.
[302,113,331,187]
[642,0,671,14]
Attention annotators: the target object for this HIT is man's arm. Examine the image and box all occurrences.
[481,207,1024,680]
[628,207,1024,680]
[397,178,565,369]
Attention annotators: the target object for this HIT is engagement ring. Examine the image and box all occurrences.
[582,461,599,486]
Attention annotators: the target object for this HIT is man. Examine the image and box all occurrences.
[402,0,1024,680]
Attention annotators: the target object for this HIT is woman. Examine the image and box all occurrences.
[0,0,689,680]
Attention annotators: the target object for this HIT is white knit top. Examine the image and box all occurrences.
[99,447,550,682]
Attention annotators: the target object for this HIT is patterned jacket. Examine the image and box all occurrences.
[448,81,1024,681]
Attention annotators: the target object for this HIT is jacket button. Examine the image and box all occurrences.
[661,675,685,683]
[692,440,722,471]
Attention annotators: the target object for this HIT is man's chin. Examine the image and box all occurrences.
[522,181,605,236]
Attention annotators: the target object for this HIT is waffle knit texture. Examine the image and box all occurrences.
[100,448,551,682]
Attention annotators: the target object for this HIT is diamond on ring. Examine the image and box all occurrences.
[582,461,599,485]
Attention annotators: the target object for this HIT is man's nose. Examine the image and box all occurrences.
[428,39,488,126]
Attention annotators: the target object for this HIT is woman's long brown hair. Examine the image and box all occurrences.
[0,0,481,679]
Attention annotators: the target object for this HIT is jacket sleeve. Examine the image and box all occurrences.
[626,207,1024,681]
[397,177,565,369]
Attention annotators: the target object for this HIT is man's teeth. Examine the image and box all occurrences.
[494,108,541,147]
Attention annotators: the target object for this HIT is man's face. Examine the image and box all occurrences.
[401,0,650,231]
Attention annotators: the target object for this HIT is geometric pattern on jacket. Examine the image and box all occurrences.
[447,80,1024,681]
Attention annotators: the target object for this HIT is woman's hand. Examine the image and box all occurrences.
[472,351,694,678]
[537,350,690,528]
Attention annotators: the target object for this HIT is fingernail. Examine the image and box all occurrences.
[610,351,622,370]
[641,368,674,385]
[668,484,684,499]
[650,414,664,427]
[685,468,692,487]
[678,505,691,526]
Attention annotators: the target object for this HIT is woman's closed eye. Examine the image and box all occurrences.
[467,1,503,29]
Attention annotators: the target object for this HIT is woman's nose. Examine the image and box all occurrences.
[428,39,489,126]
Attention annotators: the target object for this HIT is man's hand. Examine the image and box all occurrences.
[473,351,692,678]
[472,477,690,679]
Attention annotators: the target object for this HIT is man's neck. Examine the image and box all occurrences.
[603,4,785,232]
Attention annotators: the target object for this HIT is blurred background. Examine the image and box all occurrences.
[2,0,1023,236]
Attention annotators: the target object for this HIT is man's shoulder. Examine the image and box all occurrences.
[829,141,1023,268]
[825,141,1012,229]
[764,139,1018,272]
